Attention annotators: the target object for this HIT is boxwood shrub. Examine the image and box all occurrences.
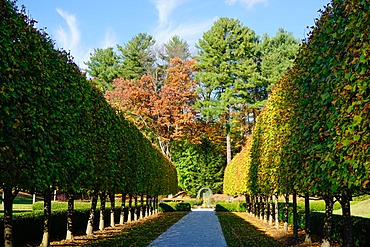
[0,206,141,246]
[158,202,191,212]
[215,201,246,212]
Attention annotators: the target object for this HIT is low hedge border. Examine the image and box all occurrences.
[215,201,246,212]
[158,202,191,212]
[0,205,149,247]
[215,201,370,246]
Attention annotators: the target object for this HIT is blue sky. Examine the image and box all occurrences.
[16,0,329,70]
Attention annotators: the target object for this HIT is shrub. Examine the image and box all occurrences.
[158,202,191,212]
[310,212,370,247]
[215,201,246,212]
[308,200,341,212]
[0,207,126,246]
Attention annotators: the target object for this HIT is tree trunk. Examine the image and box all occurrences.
[3,186,18,247]
[134,196,138,221]
[99,191,106,231]
[245,194,250,214]
[264,196,269,223]
[284,194,289,232]
[155,195,159,214]
[150,196,154,215]
[322,196,334,247]
[127,195,132,222]
[109,192,115,227]
[86,190,98,235]
[120,193,126,224]
[269,195,273,226]
[41,187,52,247]
[292,191,298,239]
[140,195,144,219]
[226,133,232,164]
[304,192,312,243]
[259,196,263,221]
[274,194,279,229]
[146,195,150,217]
[158,139,171,160]
[253,195,257,217]
[66,190,74,240]
[339,190,353,247]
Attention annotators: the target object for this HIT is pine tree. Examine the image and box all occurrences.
[164,35,191,62]
[84,47,121,91]
[260,28,300,92]
[195,17,260,163]
[117,33,156,80]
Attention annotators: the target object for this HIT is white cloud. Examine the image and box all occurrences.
[154,18,216,48]
[152,0,216,49]
[56,8,80,51]
[153,0,188,27]
[55,8,89,69]
[101,27,118,49]
[225,0,268,9]
[54,8,108,71]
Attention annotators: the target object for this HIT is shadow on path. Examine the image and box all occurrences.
[217,212,282,247]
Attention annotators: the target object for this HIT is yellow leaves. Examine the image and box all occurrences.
[363,180,369,188]
[12,118,20,129]
[353,114,363,126]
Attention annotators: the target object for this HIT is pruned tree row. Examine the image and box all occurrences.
[224,0,369,246]
[0,1,178,246]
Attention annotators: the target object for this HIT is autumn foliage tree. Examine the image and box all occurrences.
[105,58,198,158]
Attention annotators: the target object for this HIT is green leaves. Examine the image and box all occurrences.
[1,1,178,198]
[225,0,370,200]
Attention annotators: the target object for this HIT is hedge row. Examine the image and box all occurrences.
[216,201,370,246]
[1,1,177,246]
[224,0,369,245]
[1,0,177,200]
[0,205,157,246]
[158,203,191,212]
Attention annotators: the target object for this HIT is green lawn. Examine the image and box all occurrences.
[217,212,282,247]
[87,212,188,247]
[333,198,370,218]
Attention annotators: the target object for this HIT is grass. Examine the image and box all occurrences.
[0,193,39,212]
[86,212,188,247]
[333,198,370,218]
[217,212,282,247]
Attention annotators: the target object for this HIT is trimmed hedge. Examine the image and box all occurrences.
[0,206,150,246]
[215,201,246,212]
[215,201,370,246]
[310,213,370,247]
[158,203,191,212]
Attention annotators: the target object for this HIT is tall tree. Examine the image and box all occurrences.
[152,35,192,93]
[195,17,260,163]
[260,28,300,92]
[163,35,191,62]
[84,47,121,91]
[105,58,198,159]
[117,33,156,80]
[172,138,226,197]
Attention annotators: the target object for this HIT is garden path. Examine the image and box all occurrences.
[147,208,227,247]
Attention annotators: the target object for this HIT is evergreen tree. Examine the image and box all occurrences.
[84,47,121,91]
[172,138,226,197]
[260,28,300,92]
[117,33,156,80]
[164,35,191,62]
[195,17,260,163]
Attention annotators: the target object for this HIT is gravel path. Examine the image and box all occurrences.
[147,208,227,247]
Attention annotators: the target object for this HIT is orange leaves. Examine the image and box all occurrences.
[105,59,199,156]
